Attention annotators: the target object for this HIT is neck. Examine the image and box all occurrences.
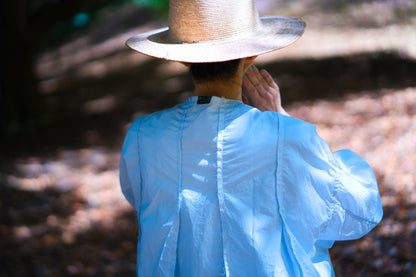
[190,57,255,101]
[192,77,242,101]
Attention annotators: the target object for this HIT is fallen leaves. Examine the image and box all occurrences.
[1,87,415,276]
[289,87,416,276]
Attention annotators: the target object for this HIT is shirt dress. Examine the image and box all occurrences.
[119,96,383,277]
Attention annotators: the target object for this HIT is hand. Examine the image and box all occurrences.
[242,65,289,116]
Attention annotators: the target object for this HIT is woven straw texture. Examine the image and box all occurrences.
[126,0,305,62]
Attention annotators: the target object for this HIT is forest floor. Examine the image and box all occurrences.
[1,1,416,276]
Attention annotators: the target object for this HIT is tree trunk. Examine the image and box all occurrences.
[1,0,121,140]
[1,0,41,139]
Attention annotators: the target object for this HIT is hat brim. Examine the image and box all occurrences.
[126,16,305,63]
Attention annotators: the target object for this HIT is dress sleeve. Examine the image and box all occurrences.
[119,119,142,210]
[276,116,383,247]
[320,148,384,240]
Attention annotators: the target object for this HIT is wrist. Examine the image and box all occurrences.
[278,107,290,116]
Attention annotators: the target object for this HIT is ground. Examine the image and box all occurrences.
[1,1,416,276]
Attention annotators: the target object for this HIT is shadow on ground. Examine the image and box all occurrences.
[1,49,416,276]
[5,50,415,157]
[330,199,416,276]
[0,182,137,277]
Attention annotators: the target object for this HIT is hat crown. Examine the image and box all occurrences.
[169,0,261,43]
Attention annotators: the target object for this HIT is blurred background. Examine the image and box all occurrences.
[1,0,415,276]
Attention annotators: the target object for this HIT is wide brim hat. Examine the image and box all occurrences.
[126,0,305,63]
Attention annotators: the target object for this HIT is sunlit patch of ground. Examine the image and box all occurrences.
[2,86,415,275]
[288,87,416,275]
[4,148,129,241]
[290,87,416,195]
[36,1,416,96]
[2,0,416,275]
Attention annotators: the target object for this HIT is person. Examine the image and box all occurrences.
[119,0,383,276]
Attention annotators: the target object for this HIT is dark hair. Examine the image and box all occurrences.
[189,59,241,82]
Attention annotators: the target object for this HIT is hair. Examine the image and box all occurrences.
[189,59,242,82]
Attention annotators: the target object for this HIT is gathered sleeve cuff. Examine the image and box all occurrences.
[119,119,142,210]
[320,149,383,240]
[276,116,383,248]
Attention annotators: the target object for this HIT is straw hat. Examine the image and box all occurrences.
[126,0,305,63]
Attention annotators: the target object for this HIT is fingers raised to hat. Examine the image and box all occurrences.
[246,66,268,94]
[243,67,287,114]
[243,71,274,111]
[242,78,257,104]
[257,70,289,115]
[260,69,278,90]
[242,69,260,98]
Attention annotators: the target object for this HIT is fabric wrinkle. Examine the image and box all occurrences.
[119,96,383,277]
[215,100,229,276]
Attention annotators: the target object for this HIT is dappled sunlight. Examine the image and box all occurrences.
[291,87,416,191]
[2,146,137,274]
[156,61,188,77]
[288,87,416,274]
[3,0,416,275]
[83,95,118,114]
[3,85,415,275]
[4,147,131,240]
[257,25,416,64]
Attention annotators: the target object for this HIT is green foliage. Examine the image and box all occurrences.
[45,0,169,44]
[130,0,169,17]
[47,10,94,45]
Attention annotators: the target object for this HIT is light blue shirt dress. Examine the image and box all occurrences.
[119,96,383,277]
